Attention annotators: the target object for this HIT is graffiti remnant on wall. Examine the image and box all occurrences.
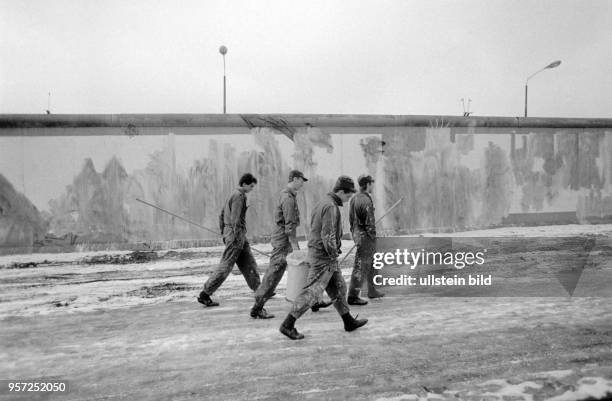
[1,115,611,254]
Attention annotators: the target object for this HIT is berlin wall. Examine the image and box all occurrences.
[1,114,612,254]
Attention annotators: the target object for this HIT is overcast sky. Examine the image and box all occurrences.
[1,0,611,118]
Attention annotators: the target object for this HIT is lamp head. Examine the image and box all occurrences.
[545,60,561,69]
[219,45,227,56]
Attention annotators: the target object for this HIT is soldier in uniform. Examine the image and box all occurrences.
[279,176,368,340]
[197,173,261,307]
[250,170,332,319]
[348,174,385,305]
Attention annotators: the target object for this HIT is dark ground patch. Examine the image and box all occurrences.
[127,282,198,298]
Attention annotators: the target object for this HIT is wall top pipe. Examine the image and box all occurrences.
[1,113,612,130]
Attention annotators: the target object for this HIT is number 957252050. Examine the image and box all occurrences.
[1,379,69,394]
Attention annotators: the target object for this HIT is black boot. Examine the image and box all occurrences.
[347,296,368,306]
[341,313,368,332]
[279,314,304,340]
[250,305,275,319]
[197,292,219,307]
[311,300,333,312]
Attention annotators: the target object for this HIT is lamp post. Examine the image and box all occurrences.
[219,45,227,114]
[524,60,561,117]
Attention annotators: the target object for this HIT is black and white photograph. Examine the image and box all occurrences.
[1,1,611,400]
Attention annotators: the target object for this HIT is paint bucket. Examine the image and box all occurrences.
[285,250,309,302]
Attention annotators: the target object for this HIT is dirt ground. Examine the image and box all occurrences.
[1,225,611,400]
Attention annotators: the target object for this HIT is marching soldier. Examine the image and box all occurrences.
[348,174,384,305]
[279,176,368,340]
[197,173,261,307]
[250,170,331,319]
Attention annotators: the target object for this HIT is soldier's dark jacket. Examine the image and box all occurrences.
[349,190,376,240]
[272,187,300,242]
[219,188,248,243]
[307,193,343,261]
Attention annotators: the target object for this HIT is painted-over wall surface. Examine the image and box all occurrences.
[1,114,611,254]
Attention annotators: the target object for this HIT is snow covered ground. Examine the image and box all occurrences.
[0,224,611,400]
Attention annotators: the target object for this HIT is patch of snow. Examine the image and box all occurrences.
[530,370,574,380]
[545,377,612,401]
[479,379,542,401]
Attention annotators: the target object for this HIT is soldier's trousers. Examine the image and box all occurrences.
[202,239,261,296]
[290,258,350,320]
[348,239,378,297]
[253,242,292,308]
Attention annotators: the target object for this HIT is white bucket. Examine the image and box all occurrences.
[285,250,310,302]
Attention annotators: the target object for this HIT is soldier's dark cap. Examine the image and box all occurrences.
[333,175,357,193]
[289,169,308,182]
[358,175,375,187]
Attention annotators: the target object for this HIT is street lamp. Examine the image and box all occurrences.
[524,60,561,117]
[219,45,227,114]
